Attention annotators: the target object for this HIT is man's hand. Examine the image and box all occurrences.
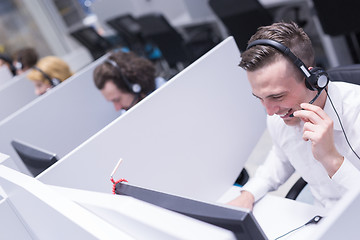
[227,190,255,210]
[293,103,344,177]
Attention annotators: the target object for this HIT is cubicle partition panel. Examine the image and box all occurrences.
[0,66,14,87]
[0,161,235,240]
[0,74,37,122]
[0,163,136,240]
[39,37,266,203]
[0,54,121,174]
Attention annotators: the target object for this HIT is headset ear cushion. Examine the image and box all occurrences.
[310,67,329,90]
[305,77,315,91]
[14,61,23,70]
[132,83,141,94]
[51,78,61,86]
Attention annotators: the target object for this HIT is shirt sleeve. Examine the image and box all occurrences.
[242,144,295,202]
[241,116,296,202]
[332,157,360,191]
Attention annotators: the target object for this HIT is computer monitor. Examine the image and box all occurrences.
[115,183,268,240]
[11,139,58,177]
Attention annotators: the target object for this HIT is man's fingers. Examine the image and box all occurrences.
[294,108,322,124]
[300,103,329,120]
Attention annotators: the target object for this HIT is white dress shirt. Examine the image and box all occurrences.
[242,81,360,208]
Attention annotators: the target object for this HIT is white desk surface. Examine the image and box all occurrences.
[0,162,235,240]
[218,186,327,240]
[52,186,236,240]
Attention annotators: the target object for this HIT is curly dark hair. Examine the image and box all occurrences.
[93,51,156,96]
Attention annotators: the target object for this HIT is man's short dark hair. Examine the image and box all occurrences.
[14,47,38,69]
[239,22,315,80]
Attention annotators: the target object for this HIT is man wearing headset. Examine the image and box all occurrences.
[13,47,38,75]
[93,51,166,112]
[228,22,360,210]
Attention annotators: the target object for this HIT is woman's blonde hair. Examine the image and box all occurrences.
[27,56,72,84]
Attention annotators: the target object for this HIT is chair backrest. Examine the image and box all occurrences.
[137,13,192,68]
[70,26,113,60]
[313,0,360,63]
[106,14,145,54]
[208,0,273,52]
[327,64,360,85]
[313,0,360,36]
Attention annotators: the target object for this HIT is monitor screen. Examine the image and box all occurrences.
[11,139,58,177]
[115,183,268,240]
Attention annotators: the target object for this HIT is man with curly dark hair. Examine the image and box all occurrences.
[93,51,165,111]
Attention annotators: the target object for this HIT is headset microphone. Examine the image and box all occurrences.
[288,90,322,117]
[309,90,322,105]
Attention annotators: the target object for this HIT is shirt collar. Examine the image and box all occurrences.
[323,81,342,131]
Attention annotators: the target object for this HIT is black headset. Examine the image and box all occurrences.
[32,66,61,87]
[105,59,142,94]
[0,54,16,76]
[247,39,360,160]
[14,61,23,71]
[14,55,24,71]
[246,39,329,92]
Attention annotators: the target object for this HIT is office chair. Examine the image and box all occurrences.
[106,14,147,56]
[208,0,273,52]
[312,0,360,62]
[235,168,249,186]
[286,64,360,200]
[327,64,360,85]
[70,26,114,60]
[182,22,222,61]
[137,13,193,70]
[285,177,307,200]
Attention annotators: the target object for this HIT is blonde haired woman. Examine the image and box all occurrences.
[27,56,72,95]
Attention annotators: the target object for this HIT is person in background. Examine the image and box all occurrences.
[0,54,16,76]
[27,56,72,95]
[227,21,360,210]
[93,51,166,112]
[13,47,38,75]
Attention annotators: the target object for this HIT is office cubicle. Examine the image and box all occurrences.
[0,54,121,174]
[0,66,14,87]
[39,37,266,202]
[0,154,235,240]
[0,74,37,122]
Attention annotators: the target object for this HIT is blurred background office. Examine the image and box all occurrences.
[1,0,359,80]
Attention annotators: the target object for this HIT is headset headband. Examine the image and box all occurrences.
[105,59,141,94]
[246,39,312,79]
[246,39,329,92]
[32,66,60,87]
